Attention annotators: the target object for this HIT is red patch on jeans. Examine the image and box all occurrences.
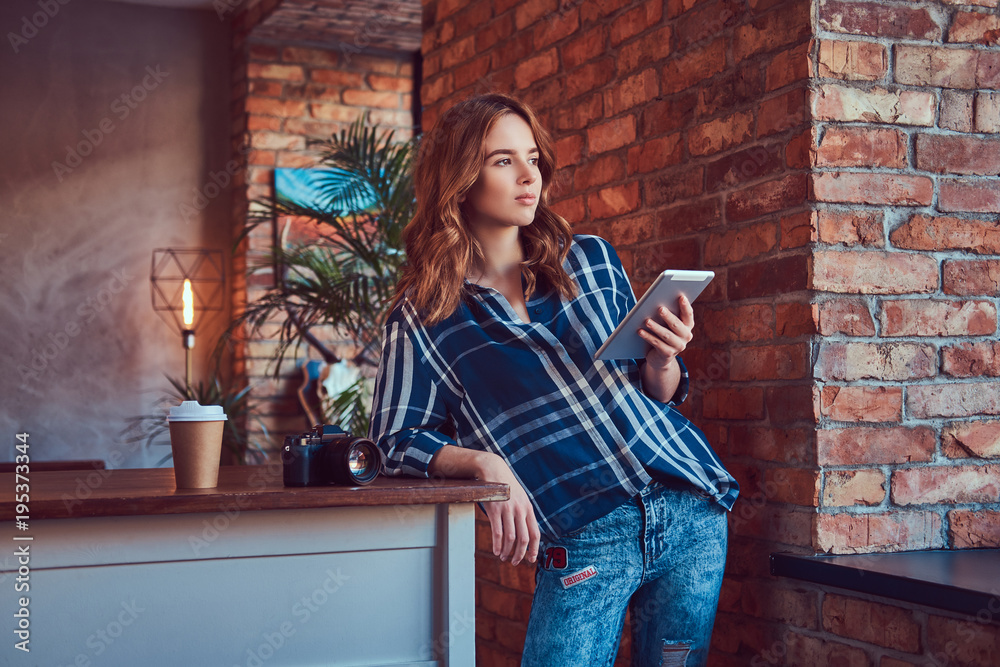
[542,546,568,570]
[560,565,597,589]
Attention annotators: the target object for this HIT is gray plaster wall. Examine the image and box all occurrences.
[0,1,234,466]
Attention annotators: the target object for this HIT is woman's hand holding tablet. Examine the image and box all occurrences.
[594,270,715,361]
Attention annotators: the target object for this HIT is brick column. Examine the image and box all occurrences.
[800,1,1000,663]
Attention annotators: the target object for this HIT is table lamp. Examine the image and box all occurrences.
[150,249,226,390]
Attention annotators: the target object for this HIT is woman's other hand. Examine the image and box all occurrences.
[428,445,540,566]
[477,454,540,566]
[638,295,695,402]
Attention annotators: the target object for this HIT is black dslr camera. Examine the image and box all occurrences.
[282,425,383,487]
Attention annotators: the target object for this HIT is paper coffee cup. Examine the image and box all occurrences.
[166,401,227,489]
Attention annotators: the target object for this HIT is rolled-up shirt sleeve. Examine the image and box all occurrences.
[368,314,457,478]
[636,354,690,406]
[669,356,690,406]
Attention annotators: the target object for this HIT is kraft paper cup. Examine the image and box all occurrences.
[166,401,227,489]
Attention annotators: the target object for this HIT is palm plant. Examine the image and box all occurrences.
[231,117,415,434]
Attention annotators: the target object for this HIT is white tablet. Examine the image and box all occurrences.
[594,269,715,361]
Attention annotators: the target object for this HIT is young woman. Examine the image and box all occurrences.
[368,93,738,667]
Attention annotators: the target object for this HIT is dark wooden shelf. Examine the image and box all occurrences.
[0,465,508,520]
[771,549,1000,618]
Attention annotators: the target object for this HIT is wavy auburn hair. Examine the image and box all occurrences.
[395,93,577,326]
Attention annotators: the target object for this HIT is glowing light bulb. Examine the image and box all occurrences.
[182,279,194,328]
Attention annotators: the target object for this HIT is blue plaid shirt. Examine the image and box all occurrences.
[369,235,738,538]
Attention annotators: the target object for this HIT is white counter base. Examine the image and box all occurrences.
[2,503,475,667]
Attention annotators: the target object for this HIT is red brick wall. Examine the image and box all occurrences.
[423,0,816,664]
[229,9,415,442]
[421,0,1000,665]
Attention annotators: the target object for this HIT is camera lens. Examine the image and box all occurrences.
[328,438,381,486]
[346,440,380,485]
[349,449,370,475]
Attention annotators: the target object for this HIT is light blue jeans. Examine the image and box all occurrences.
[521,481,728,667]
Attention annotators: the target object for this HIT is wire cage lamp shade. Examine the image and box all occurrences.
[150,248,226,388]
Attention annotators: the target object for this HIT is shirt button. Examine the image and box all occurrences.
[534,307,542,314]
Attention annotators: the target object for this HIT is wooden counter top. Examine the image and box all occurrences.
[0,464,508,520]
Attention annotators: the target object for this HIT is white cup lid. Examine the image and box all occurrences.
[167,400,228,422]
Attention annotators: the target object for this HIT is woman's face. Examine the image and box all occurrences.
[462,113,542,234]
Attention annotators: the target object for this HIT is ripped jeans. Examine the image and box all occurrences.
[521,480,728,667]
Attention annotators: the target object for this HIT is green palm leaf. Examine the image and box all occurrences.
[226,116,414,434]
